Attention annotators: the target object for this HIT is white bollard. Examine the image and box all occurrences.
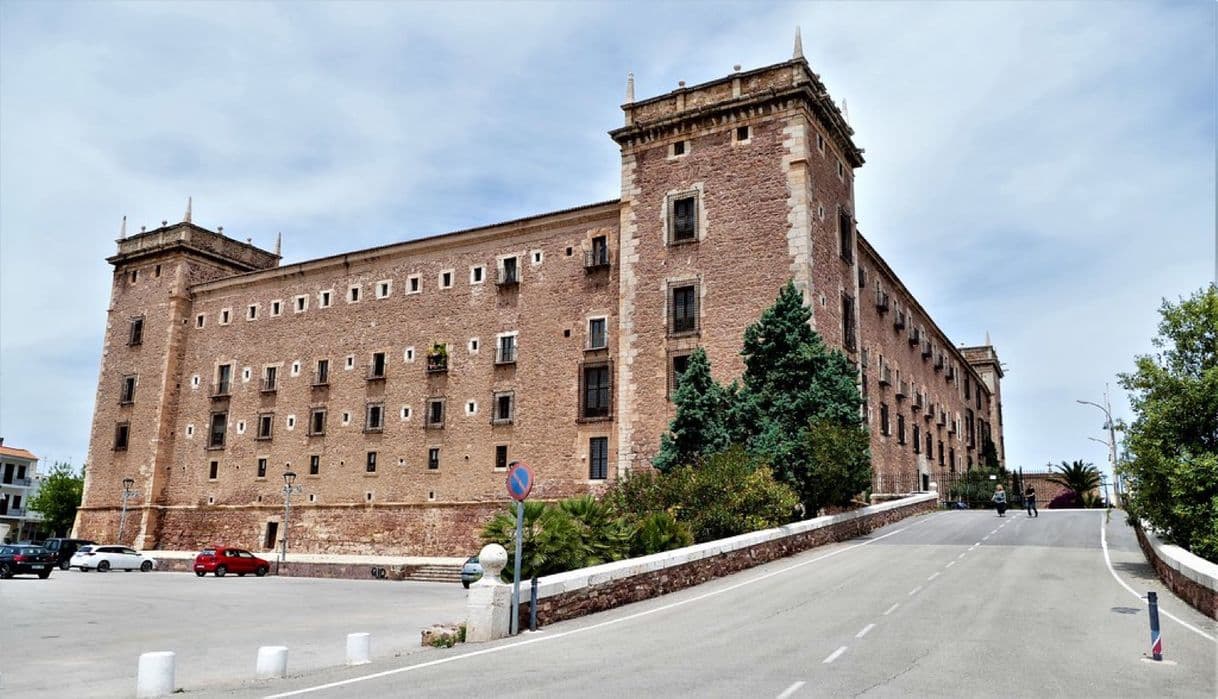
[136,651,176,698]
[346,632,371,666]
[255,645,289,679]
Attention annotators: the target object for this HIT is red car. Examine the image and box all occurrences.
[194,546,271,577]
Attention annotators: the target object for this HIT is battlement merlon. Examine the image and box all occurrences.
[961,345,1004,379]
[610,58,864,168]
[107,222,281,272]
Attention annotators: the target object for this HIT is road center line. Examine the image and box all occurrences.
[883,603,899,616]
[957,552,966,560]
[927,572,940,581]
[1099,513,1215,643]
[856,623,876,638]
[776,680,805,699]
[945,560,955,568]
[263,518,933,698]
[908,585,923,596]
[823,646,848,664]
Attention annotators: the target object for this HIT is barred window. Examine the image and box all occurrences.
[589,437,609,480]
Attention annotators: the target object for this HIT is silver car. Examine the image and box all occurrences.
[460,555,483,588]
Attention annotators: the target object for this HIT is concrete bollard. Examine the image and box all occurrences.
[256,645,289,679]
[465,543,511,642]
[346,632,371,665]
[136,651,176,698]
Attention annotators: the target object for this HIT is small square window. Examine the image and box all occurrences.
[470,266,485,284]
[366,451,377,473]
[154,264,161,277]
[672,140,687,156]
[271,300,283,317]
[345,355,355,370]
[837,161,846,179]
[376,280,392,298]
[428,447,440,470]
[440,270,454,289]
[465,400,477,416]
[256,458,267,478]
[286,415,296,430]
[219,309,231,325]
[404,346,415,363]
[341,411,351,426]
[209,460,219,480]
[248,304,258,320]
[816,132,825,153]
[468,338,479,353]
[400,406,412,420]
[309,454,320,475]
[348,285,361,303]
[735,125,750,142]
[531,250,543,265]
[408,275,421,294]
[319,290,332,308]
[294,295,308,313]
[196,314,205,329]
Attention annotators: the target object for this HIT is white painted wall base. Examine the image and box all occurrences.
[135,651,175,698]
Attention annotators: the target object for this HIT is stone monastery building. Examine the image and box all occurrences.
[77,45,1006,556]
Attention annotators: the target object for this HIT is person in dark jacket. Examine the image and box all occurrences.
[1025,486,1038,517]
[992,485,1008,517]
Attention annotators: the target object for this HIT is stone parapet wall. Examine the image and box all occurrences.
[518,493,936,628]
[1134,523,1218,620]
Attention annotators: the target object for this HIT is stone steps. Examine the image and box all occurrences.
[406,564,462,583]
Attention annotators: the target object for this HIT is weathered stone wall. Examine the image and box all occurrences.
[518,494,936,628]
[1134,523,1217,620]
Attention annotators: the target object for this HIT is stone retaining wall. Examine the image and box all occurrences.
[517,493,936,628]
[1134,524,1218,620]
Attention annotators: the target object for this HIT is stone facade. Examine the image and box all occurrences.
[77,55,1004,555]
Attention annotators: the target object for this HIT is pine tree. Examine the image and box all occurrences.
[737,281,868,509]
[653,348,731,472]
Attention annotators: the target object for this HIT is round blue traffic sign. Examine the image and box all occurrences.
[506,461,534,501]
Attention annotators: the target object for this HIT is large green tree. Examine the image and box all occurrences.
[653,348,732,472]
[26,462,84,537]
[1118,286,1218,561]
[736,281,869,510]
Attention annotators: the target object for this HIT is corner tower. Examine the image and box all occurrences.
[77,216,279,547]
[612,48,865,472]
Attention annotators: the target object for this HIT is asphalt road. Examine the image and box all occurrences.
[228,510,1218,698]
[0,569,466,698]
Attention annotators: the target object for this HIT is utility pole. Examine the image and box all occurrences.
[1077,384,1121,506]
[118,478,139,544]
[278,470,303,574]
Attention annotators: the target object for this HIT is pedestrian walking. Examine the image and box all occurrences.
[1025,486,1038,517]
[992,485,1008,517]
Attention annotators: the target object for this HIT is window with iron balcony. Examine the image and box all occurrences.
[496,335,517,364]
[585,236,610,270]
[261,366,278,393]
[368,352,387,381]
[497,256,519,286]
[426,344,448,373]
[580,363,612,420]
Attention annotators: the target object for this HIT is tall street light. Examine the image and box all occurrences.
[118,477,138,544]
[279,470,303,573]
[1077,387,1121,502]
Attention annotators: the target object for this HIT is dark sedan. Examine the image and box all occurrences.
[0,544,56,579]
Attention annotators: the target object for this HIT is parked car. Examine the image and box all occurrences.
[70,545,157,572]
[0,544,56,579]
[42,537,97,570]
[461,555,483,589]
[193,546,270,577]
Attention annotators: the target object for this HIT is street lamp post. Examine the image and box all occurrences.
[1077,386,1121,503]
[279,471,303,573]
[118,477,138,544]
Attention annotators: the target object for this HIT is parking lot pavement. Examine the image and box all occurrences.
[0,569,467,697]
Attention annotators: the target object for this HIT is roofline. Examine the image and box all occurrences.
[857,233,994,394]
[191,199,621,294]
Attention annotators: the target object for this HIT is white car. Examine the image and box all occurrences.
[70,545,157,572]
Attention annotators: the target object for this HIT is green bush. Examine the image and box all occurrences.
[480,501,584,582]
[630,511,694,557]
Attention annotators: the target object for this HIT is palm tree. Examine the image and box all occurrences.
[1047,460,1101,502]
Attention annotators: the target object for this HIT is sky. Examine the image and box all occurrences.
[0,1,1214,485]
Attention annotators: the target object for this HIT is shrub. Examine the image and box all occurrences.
[480,501,584,582]
[630,511,694,557]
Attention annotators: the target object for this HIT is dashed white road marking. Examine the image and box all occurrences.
[945,561,956,568]
[776,680,806,698]
[928,572,940,581]
[957,552,966,560]
[856,623,876,638]
[883,603,899,616]
[263,521,929,698]
[970,543,980,550]
[823,646,848,664]
[908,585,923,596]
[982,535,991,541]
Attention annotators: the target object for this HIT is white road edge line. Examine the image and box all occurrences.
[883,603,899,616]
[908,585,923,596]
[264,516,936,698]
[945,561,955,568]
[1099,512,1215,643]
[928,572,940,581]
[856,623,876,638]
[957,552,966,560]
[776,680,806,699]
[823,646,848,664]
